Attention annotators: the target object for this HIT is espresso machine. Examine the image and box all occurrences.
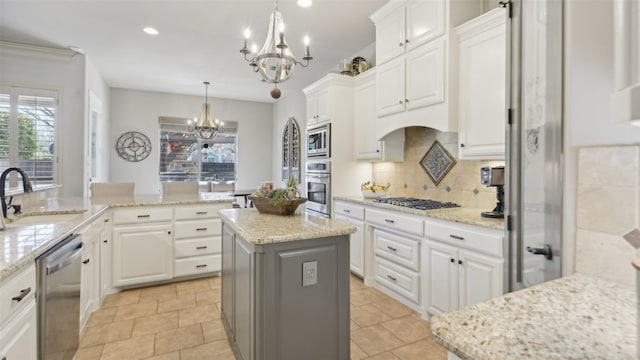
[480,166,505,218]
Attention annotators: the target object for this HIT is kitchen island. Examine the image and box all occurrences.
[431,273,637,359]
[218,208,356,360]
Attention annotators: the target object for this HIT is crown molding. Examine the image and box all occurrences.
[0,41,78,63]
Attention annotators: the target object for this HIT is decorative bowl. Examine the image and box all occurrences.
[248,196,307,216]
[361,187,388,199]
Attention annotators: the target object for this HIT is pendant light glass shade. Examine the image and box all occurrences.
[191,82,223,139]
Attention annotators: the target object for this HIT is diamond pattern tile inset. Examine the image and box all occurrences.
[420,140,457,186]
[473,188,479,195]
[623,228,640,249]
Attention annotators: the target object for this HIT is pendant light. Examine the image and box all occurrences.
[189,81,223,139]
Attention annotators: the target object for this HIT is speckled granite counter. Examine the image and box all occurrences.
[218,208,357,245]
[0,193,235,281]
[333,196,504,231]
[431,273,637,359]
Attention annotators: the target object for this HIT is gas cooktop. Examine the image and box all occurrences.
[373,197,460,210]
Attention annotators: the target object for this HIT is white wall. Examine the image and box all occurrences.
[0,44,86,197]
[109,88,273,194]
[85,56,110,194]
[563,1,640,275]
[272,90,306,190]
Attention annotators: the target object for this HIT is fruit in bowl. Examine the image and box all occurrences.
[361,181,390,199]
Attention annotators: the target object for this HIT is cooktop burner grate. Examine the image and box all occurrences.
[373,197,460,210]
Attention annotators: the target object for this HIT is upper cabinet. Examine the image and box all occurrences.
[456,7,507,160]
[305,87,331,127]
[370,0,480,139]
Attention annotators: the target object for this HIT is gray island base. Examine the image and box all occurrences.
[218,208,357,360]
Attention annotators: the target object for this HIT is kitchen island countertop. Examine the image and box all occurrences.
[431,273,637,359]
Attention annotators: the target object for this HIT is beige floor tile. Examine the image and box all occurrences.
[350,275,366,290]
[102,290,141,308]
[154,323,204,355]
[176,278,211,295]
[140,352,180,360]
[85,307,117,328]
[350,340,368,360]
[195,288,221,306]
[180,340,235,360]
[350,320,360,331]
[74,344,103,360]
[113,301,158,321]
[139,283,177,302]
[391,340,446,360]
[351,325,404,356]
[157,293,196,313]
[367,351,401,360]
[352,304,393,327]
[381,316,431,344]
[179,303,219,327]
[99,334,155,360]
[201,319,228,343]
[372,298,414,319]
[132,312,178,337]
[79,320,134,348]
[350,288,386,307]
[208,276,221,289]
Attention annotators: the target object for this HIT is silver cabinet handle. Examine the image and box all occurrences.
[384,219,395,224]
[387,275,397,281]
[196,246,208,250]
[450,234,464,241]
[137,214,150,218]
[12,287,31,302]
[196,211,208,215]
[196,264,208,268]
[387,246,397,252]
[196,228,207,231]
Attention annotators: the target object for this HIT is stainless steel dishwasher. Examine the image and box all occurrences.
[36,233,83,360]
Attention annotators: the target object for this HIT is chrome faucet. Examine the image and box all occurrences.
[1,167,33,218]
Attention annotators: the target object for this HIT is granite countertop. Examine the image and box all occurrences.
[431,273,637,359]
[333,196,504,231]
[0,193,235,282]
[218,208,357,245]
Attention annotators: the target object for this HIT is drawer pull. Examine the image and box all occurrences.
[82,259,90,265]
[449,234,465,241]
[196,211,208,215]
[343,209,351,213]
[196,264,208,268]
[386,275,397,281]
[137,214,151,218]
[12,287,31,302]
[386,246,397,252]
[384,219,395,224]
[196,246,208,250]
[196,227,208,231]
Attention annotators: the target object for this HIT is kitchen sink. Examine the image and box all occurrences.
[7,211,86,226]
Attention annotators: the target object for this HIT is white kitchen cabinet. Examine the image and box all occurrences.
[354,69,404,162]
[305,87,331,127]
[112,223,173,287]
[406,0,445,50]
[99,214,113,299]
[80,224,95,330]
[0,264,37,360]
[334,201,365,276]
[373,228,421,305]
[456,7,507,160]
[373,3,406,65]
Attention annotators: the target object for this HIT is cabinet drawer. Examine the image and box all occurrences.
[174,255,221,277]
[334,202,365,220]
[175,237,221,258]
[367,208,424,237]
[0,265,36,325]
[374,229,420,271]
[375,257,419,304]
[174,204,229,220]
[113,207,173,225]
[425,219,503,257]
[174,219,221,239]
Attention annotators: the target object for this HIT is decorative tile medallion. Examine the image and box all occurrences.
[623,228,640,249]
[420,140,457,186]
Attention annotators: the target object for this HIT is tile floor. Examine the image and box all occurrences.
[76,275,447,360]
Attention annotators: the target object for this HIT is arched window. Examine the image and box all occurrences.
[282,117,300,183]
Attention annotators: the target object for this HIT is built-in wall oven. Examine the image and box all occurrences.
[307,123,330,158]
[305,159,331,218]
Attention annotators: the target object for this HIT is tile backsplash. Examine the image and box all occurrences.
[575,145,640,287]
[372,127,504,210]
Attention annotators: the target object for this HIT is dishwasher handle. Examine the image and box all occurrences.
[47,243,83,275]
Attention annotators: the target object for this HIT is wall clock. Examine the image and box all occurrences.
[116,131,152,162]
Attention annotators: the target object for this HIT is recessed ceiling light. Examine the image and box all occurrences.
[143,27,159,35]
[297,0,312,8]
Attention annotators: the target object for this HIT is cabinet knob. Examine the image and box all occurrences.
[450,258,455,263]
[398,100,403,104]
[460,143,465,148]
[103,240,108,243]
[405,39,410,44]
[405,98,409,103]
[376,149,380,153]
[458,260,464,265]
[168,231,172,235]
[399,42,404,47]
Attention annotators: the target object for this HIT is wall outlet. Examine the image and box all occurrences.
[302,261,318,287]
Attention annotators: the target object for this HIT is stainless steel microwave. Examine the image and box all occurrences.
[307,123,330,158]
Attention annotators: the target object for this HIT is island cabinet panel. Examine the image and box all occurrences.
[221,223,350,360]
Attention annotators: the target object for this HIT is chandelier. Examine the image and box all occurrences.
[240,0,313,99]
[188,81,223,139]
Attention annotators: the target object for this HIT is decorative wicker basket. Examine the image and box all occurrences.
[248,196,307,216]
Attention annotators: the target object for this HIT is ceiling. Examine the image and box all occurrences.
[0,0,386,103]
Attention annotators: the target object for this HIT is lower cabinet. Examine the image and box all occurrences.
[0,299,37,360]
[334,201,366,277]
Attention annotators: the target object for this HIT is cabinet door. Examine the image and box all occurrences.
[0,299,37,360]
[234,236,252,360]
[316,88,331,124]
[80,236,94,329]
[221,225,235,336]
[406,39,445,110]
[354,77,382,160]
[406,0,445,50]
[335,215,365,277]
[458,12,507,159]
[100,216,112,299]
[306,93,318,126]
[458,251,503,309]
[424,240,458,316]
[112,224,173,287]
[376,5,406,65]
[377,56,406,117]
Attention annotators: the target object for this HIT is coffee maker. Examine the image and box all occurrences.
[480,166,505,218]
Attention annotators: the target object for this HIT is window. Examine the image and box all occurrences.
[282,117,301,183]
[0,86,57,188]
[159,117,237,193]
